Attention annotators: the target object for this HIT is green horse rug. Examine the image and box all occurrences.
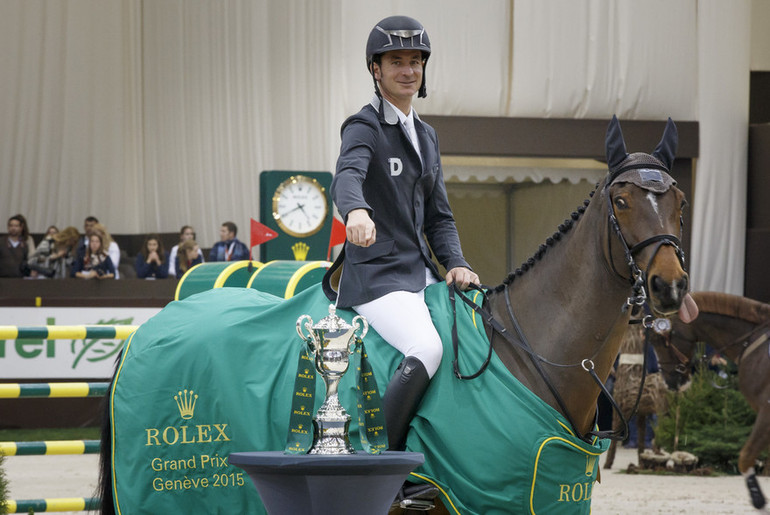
[109,283,608,514]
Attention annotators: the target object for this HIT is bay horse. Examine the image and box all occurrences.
[650,290,770,510]
[98,116,691,515]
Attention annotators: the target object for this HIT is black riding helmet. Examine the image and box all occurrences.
[366,15,431,98]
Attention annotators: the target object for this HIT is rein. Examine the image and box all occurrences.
[449,282,630,443]
[663,317,770,373]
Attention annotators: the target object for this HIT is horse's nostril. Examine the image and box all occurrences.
[678,275,689,295]
[651,275,666,294]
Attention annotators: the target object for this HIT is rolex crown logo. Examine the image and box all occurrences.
[292,242,309,261]
[174,389,198,420]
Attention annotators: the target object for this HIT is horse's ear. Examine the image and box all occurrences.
[605,115,628,171]
[652,117,678,171]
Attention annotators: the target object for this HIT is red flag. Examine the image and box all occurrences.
[327,216,347,260]
[250,218,278,250]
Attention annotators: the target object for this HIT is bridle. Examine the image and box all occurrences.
[657,316,770,377]
[603,170,686,311]
[450,171,688,443]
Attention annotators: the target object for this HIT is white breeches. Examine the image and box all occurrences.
[353,269,442,378]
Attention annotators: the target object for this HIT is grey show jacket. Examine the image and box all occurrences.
[322,96,470,307]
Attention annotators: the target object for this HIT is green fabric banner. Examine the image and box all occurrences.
[111,284,608,515]
[354,338,388,454]
[284,349,315,454]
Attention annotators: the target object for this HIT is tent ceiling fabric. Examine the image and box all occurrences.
[0,0,752,293]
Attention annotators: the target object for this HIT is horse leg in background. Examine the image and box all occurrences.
[603,411,621,469]
[636,415,647,460]
[740,405,770,509]
[97,352,121,515]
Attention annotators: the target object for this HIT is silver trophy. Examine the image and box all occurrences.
[296,305,368,454]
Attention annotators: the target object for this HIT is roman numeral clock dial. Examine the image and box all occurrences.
[272,175,329,238]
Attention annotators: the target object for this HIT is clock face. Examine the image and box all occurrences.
[272,175,329,237]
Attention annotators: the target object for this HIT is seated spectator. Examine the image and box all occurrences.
[92,223,122,279]
[18,214,36,251]
[71,233,115,280]
[168,225,204,277]
[76,216,100,258]
[0,214,32,277]
[135,234,169,279]
[209,221,249,262]
[50,226,81,278]
[175,239,203,278]
[26,225,61,278]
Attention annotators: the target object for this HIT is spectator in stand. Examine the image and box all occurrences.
[91,223,121,279]
[135,234,169,279]
[168,225,204,277]
[26,225,60,278]
[71,232,115,279]
[209,221,249,262]
[175,239,203,278]
[0,214,32,277]
[77,216,100,257]
[18,214,36,251]
[50,226,81,278]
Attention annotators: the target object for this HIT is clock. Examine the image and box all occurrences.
[272,175,328,237]
[259,171,333,261]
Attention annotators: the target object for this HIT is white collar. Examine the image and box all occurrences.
[370,95,420,126]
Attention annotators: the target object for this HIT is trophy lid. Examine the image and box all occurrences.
[310,304,353,332]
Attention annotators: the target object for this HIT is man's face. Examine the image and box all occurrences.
[84,220,96,236]
[7,219,22,237]
[219,226,233,241]
[373,49,424,109]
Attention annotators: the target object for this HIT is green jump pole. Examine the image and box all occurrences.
[6,497,100,513]
[0,440,100,456]
[0,382,110,398]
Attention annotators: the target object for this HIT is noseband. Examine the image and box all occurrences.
[603,173,685,310]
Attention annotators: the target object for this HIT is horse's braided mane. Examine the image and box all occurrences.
[691,291,770,326]
[491,183,599,294]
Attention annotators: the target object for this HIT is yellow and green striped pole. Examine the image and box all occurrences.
[5,497,100,513]
[0,440,99,455]
[0,382,109,398]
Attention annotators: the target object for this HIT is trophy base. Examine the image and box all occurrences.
[309,416,355,454]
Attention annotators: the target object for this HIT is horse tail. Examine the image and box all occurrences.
[96,351,120,515]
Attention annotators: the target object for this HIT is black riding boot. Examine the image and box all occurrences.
[382,355,430,451]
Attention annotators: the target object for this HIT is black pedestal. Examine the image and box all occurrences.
[229,451,424,515]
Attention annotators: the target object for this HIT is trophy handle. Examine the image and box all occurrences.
[296,315,315,352]
[351,315,368,339]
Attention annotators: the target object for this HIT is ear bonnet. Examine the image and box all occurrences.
[605,115,678,193]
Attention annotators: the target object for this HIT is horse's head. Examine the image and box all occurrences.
[603,116,689,317]
[646,318,696,390]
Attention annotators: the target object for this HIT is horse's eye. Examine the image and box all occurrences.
[614,197,627,209]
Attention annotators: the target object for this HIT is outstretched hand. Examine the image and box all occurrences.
[345,209,376,247]
[446,267,479,290]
